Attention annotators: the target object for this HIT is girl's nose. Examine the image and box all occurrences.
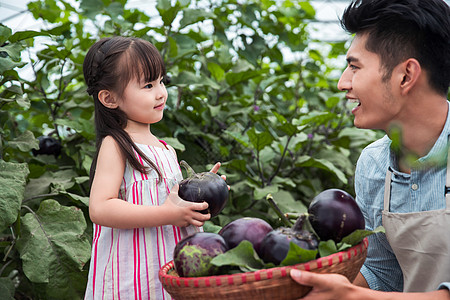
[337,67,352,91]
[156,84,167,100]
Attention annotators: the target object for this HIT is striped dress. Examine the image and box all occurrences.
[85,142,201,300]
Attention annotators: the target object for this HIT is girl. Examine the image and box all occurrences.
[83,36,222,300]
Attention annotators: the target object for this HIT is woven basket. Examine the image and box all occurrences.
[159,237,368,300]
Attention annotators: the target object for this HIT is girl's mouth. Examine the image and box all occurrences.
[154,103,165,110]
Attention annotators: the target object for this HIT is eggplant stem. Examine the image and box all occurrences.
[266,194,293,227]
[180,160,196,178]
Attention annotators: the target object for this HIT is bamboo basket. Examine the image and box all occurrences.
[159,238,368,300]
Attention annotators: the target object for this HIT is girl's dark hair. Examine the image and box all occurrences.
[83,36,165,183]
[340,0,450,96]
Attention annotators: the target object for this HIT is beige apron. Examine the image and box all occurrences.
[382,149,450,292]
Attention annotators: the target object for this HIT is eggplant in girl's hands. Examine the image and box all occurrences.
[308,189,365,243]
[178,160,228,217]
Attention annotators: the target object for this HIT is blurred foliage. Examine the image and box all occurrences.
[0,0,384,298]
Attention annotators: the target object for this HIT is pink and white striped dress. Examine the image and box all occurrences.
[85,142,201,300]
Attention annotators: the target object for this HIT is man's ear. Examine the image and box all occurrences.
[398,58,421,95]
[97,90,119,109]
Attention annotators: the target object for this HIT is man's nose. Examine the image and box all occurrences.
[337,67,352,91]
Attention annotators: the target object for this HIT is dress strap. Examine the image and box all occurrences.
[159,139,169,150]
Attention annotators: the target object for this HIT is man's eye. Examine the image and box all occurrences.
[349,64,358,70]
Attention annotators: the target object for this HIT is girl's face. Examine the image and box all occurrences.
[337,34,405,131]
[118,75,168,126]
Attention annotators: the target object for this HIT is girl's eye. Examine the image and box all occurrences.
[144,83,153,89]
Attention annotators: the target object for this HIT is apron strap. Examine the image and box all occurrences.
[384,169,393,212]
[446,145,450,207]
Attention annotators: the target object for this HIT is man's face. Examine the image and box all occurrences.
[338,34,403,131]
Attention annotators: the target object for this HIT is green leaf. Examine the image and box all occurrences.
[157,0,181,26]
[16,200,91,298]
[0,57,25,73]
[247,127,273,152]
[1,43,25,61]
[318,239,337,257]
[0,160,29,230]
[225,131,249,148]
[8,130,38,152]
[172,71,220,89]
[9,30,48,43]
[0,277,15,300]
[80,0,104,18]
[0,25,12,45]
[339,226,385,248]
[280,242,318,266]
[254,185,279,200]
[207,62,225,81]
[58,191,89,207]
[24,170,78,200]
[225,69,268,87]
[211,240,265,272]
[161,137,186,151]
[179,8,216,29]
[203,221,222,234]
[296,156,348,184]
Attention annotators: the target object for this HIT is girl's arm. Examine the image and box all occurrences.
[89,136,210,229]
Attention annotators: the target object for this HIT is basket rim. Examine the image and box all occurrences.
[159,237,368,288]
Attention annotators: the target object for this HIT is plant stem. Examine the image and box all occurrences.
[179,160,196,177]
[266,194,293,227]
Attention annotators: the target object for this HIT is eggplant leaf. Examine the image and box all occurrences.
[318,239,338,257]
[281,242,318,266]
[210,241,266,272]
[338,226,385,250]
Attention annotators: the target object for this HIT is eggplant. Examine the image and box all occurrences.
[218,217,273,256]
[178,160,228,217]
[308,188,365,243]
[259,215,318,265]
[173,232,228,277]
[32,136,62,157]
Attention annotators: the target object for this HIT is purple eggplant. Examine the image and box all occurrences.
[218,217,273,256]
[173,232,228,277]
[308,189,365,243]
[178,160,228,217]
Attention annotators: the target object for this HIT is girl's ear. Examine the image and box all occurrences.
[98,90,119,109]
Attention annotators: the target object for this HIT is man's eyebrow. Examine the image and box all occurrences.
[346,56,359,64]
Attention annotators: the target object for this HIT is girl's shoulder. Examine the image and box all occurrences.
[99,135,126,161]
[101,135,121,151]
[159,140,177,157]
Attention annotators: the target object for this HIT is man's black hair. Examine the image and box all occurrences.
[341,0,450,95]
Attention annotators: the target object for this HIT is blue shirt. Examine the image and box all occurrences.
[355,102,450,292]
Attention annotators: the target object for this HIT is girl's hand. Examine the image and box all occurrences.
[163,184,211,227]
[210,162,230,190]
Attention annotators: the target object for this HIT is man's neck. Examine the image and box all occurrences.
[387,96,448,172]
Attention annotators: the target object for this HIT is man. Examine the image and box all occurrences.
[291,0,450,299]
